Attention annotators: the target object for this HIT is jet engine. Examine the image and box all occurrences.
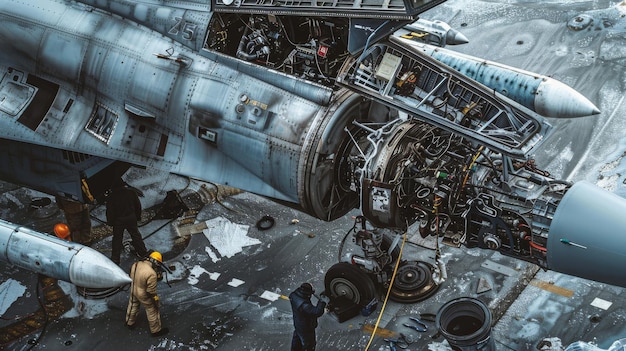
[206,13,349,86]
[322,109,626,295]
[346,116,563,269]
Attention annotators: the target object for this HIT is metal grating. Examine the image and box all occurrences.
[339,41,549,157]
[213,0,446,19]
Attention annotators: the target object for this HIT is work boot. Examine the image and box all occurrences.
[123,240,132,251]
[125,323,136,331]
[151,327,169,337]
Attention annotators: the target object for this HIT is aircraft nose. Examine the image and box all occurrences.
[547,181,626,287]
[535,78,601,118]
[69,247,132,288]
[446,28,469,45]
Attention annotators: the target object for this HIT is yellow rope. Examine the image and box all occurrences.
[363,230,408,351]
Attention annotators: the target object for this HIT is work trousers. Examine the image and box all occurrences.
[126,294,162,334]
[111,216,147,263]
[291,329,316,351]
[63,208,91,245]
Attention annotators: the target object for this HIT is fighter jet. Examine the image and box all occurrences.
[0,0,623,299]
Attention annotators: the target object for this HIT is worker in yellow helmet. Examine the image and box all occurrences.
[125,251,168,337]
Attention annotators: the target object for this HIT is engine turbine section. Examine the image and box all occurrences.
[350,117,560,264]
[341,116,626,287]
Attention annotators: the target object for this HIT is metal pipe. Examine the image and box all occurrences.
[435,297,495,351]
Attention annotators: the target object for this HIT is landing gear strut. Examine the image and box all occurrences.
[323,216,441,315]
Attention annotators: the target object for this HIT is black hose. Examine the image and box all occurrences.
[76,286,127,299]
[337,216,362,262]
[141,217,176,241]
[256,215,275,231]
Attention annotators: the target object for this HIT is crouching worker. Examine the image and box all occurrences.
[125,251,169,337]
[289,282,329,351]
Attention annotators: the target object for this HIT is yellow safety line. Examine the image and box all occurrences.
[361,324,398,338]
[530,279,575,298]
[363,230,408,351]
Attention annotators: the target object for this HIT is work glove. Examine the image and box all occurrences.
[153,295,160,308]
[319,294,330,305]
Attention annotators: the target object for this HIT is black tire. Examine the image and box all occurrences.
[256,215,275,230]
[324,262,376,306]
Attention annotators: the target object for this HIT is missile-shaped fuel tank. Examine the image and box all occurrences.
[394,38,601,118]
[547,181,626,287]
[403,18,470,47]
[0,219,131,288]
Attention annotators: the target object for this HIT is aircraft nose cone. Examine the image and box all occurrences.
[535,78,601,118]
[69,247,131,288]
[446,29,469,45]
[547,181,626,287]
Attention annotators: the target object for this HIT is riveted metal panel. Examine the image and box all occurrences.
[128,58,178,116]
[39,30,87,84]
[0,21,45,72]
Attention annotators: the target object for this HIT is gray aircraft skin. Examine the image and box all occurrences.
[0,0,625,295]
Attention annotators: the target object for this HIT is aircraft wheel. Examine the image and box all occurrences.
[324,262,376,305]
[389,260,439,303]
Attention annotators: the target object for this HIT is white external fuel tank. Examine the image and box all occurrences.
[0,219,131,288]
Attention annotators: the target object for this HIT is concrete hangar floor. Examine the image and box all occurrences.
[2,0,626,350]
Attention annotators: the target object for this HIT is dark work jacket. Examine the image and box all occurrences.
[106,186,142,225]
[289,287,326,332]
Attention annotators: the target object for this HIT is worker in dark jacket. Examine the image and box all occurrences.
[289,282,328,351]
[106,178,148,264]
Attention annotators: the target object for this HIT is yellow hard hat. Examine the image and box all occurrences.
[53,223,71,240]
[149,251,162,263]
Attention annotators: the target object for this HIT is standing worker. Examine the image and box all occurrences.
[55,196,92,245]
[106,178,149,264]
[289,282,329,351]
[125,251,169,337]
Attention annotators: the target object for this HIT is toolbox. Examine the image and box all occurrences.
[329,296,361,323]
